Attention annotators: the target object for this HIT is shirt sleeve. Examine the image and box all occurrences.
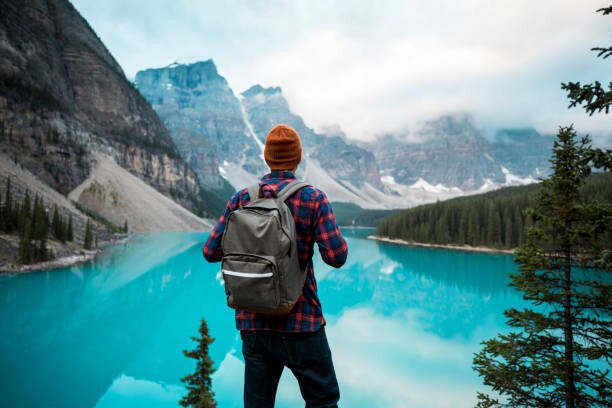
[313,190,348,268]
[202,190,243,263]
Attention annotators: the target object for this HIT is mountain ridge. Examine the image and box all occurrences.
[135,60,555,210]
[0,0,211,268]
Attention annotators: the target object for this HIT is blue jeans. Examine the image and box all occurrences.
[241,326,340,408]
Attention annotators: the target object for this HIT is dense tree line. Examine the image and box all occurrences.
[0,177,94,264]
[376,173,612,249]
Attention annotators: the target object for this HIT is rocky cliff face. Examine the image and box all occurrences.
[135,64,383,196]
[241,85,383,189]
[368,116,553,190]
[241,85,323,147]
[135,61,263,194]
[491,127,553,179]
[0,0,206,215]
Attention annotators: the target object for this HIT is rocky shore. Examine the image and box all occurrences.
[0,232,125,274]
[368,235,515,255]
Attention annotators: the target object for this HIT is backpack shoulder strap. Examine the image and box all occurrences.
[246,183,260,202]
[277,180,310,202]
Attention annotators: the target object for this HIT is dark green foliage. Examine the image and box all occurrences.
[30,195,48,260]
[67,215,74,242]
[123,219,128,233]
[180,318,216,408]
[18,218,32,264]
[475,19,612,403]
[561,8,612,115]
[15,190,48,264]
[562,80,612,115]
[1,178,10,230]
[375,175,612,249]
[473,126,611,407]
[1,177,16,231]
[83,219,93,250]
[0,179,99,264]
[198,185,233,219]
[19,190,31,231]
[590,7,612,59]
[377,184,536,249]
[52,205,69,242]
[51,206,75,243]
[52,205,61,239]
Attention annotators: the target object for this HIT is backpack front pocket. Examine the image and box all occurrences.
[221,254,279,311]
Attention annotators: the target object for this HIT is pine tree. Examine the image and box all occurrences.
[473,127,611,407]
[561,7,612,116]
[19,190,31,231]
[180,318,217,408]
[31,195,45,240]
[31,195,48,261]
[124,219,128,234]
[52,205,60,239]
[2,177,13,231]
[560,5,612,172]
[486,201,502,246]
[83,218,93,250]
[474,9,612,403]
[18,217,32,264]
[67,215,74,242]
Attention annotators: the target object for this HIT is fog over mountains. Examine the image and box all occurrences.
[136,60,554,209]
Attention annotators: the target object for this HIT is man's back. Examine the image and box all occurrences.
[203,170,348,332]
[203,124,347,408]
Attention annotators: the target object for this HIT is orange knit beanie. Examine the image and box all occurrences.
[264,124,302,171]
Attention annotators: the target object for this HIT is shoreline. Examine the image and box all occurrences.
[339,225,376,229]
[0,251,100,274]
[0,236,129,275]
[368,235,515,255]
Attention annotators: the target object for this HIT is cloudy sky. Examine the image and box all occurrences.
[72,0,611,141]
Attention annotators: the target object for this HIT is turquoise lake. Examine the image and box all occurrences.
[0,229,527,408]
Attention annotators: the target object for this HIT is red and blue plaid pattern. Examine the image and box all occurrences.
[203,170,348,332]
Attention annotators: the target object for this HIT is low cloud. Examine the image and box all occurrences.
[73,0,612,141]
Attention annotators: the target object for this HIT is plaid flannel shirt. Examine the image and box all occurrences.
[203,170,348,332]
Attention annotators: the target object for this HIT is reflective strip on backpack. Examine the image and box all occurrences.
[222,269,273,278]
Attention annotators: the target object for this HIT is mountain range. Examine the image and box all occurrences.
[0,0,212,269]
[136,60,554,210]
[0,0,556,254]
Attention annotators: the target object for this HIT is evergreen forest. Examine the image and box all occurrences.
[375,173,612,250]
[0,177,93,264]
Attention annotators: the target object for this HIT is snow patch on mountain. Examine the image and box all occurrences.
[409,178,456,194]
[238,96,265,160]
[501,166,538,185]
[380,175,467,207]
[478,179,498,192]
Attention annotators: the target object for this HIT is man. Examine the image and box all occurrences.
[203,124,348,408]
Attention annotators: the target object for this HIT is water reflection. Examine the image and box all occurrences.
[0,232,525,408]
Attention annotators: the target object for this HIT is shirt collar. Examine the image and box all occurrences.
[261,170,297,181]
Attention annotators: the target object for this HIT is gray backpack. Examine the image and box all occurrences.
[221,180,309,315]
